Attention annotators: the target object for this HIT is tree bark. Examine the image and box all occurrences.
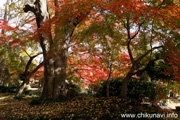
[120,47,162,99]
[120,65,137,99]
[24,0,86,100]
[52,25,76,99]
[24,0,55,100]
[24,0,77,100]
[16,81,28,96]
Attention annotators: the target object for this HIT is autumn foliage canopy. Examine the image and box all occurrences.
[0,0,180,87]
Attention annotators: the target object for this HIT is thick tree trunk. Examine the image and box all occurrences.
[24,0,79,100]
[24,0,56,100]
[53,52,67,98]
[52,27,75,99]
[40,58,55,99]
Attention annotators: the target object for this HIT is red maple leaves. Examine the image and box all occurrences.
[68,51,131,85]
[163,40,180,81]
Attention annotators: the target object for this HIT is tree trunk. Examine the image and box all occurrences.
[40,58,55,99]
[106,82,110,97]
[53,52,67,98]
[24,0,79,100]
[16,61,43,97]
[120,68,134,99]
[16,81,28,96]
[106,63,112,98]
[52,26,75,99]
[24,0,56,100]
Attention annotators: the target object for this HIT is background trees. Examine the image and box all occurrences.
[106,0,180,98]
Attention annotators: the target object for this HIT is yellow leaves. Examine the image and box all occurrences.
[0,94,157,119]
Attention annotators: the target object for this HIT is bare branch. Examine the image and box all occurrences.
[69,63,90,66]
[74,68,92,71]
[31,52,43,59]
[126,18,131,40]
[74,70,85,80]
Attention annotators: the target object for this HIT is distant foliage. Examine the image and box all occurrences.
[66,82,81,97]
[0,85,18,93]
[88,78,168,101]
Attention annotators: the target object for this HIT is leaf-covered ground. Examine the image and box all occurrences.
[0,93,177,120]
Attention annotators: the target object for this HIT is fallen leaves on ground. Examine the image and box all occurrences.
[0,93,175,120]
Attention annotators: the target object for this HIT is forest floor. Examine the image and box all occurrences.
[0,93,179,120]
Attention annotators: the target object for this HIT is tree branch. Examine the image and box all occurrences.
[24,52,42,75]
[125,17,135,64]
[23,4,36,14]
[29,61,44,77]
[107,63,113,81]
[135,46,163,65]
[133,57,160,76]
[130,20,145,40]
[22,48,31,58]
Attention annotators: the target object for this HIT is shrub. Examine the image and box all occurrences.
[0,85,18,93]
[29,97,41,105]
[127,78,157,101]
[89,78,166,101]
[66,82,81,97]
[42,98,54,104]
[14,94,25,100]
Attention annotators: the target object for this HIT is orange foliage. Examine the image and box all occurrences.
[164,41,180,81]
[68,50,131,85]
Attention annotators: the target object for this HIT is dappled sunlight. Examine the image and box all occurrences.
[0,93,14,101]
[0,96,9,100]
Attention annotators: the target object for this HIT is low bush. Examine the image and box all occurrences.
[0,85,18,93]
[88,78,168,101]
[14,94,25,100]
[29,97,41,105]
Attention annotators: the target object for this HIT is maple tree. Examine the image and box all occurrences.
[104,0,180,98]
[0,1,180,119]
[163,40,180,81]
[0,0,44,96]
[0,0,179,101]
[68,43,131,96]
[22,0,104,100]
